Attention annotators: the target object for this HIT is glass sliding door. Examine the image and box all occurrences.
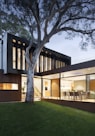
[60,76,86,101]
[34,77,41,101]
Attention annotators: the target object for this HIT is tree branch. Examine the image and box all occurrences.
[44,1,56,36]
[55,27,95,35]
[30,1,41,43]
[25,40,33,66]
[58,16,95,28]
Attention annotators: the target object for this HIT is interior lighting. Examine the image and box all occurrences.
[12,39,16,43]
[23,43,26,46]
[18,41,21,44]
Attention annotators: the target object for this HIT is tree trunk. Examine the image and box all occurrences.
[25,42,44,103]
[25,67,34,103]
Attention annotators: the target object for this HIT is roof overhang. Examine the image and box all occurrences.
[38,60,95,78]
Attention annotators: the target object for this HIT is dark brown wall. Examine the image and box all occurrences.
[0,72,21,102]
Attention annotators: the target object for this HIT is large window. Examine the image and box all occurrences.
[0,83,18,90]
[60,61,65,67]
[34,77,41,99]
[51,58,55,70]
[35,58,39,72]
[21,75,41,100]
[56,60,60,68]
[22,50,25,70]
[47,57,51,71]
[12,47,26,71]
[12,47,16,69]
[40,55,43,72]
[43,56,47,71]
[11,40,67,73]
[17,48,21,69]
[60,76,86,100]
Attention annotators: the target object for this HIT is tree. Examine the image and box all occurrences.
[0,0,95,102]
[0,10,31,38]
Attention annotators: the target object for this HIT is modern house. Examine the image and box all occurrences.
[0,33,95,107]
[0,33,71,102]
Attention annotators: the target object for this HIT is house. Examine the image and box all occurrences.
[0,33,95,106]
[0,33,71,102]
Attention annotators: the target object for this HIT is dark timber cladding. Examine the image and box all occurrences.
[0,71,21,102]
[2,33,71,74]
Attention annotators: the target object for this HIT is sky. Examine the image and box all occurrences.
[46,33,95,64]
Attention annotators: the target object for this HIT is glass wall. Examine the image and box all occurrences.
[43,56,47,71]
[21,75,42,101]
[17,48,21,69]
[21,73,95,102]
[34,77,41,100]
[21,75,27,94]
[22,50,25,70]
[47,57,51,71]
[12,47,16,69]
[35,58,39,72]
[39,55,43,72]
[61,76,86,101]
[60,74,95,102]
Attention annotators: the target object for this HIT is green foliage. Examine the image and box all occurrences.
[0,10,31,39]
[0,0,95,47]
[0,101,95,136]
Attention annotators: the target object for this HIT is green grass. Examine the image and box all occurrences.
[0,101,95,136]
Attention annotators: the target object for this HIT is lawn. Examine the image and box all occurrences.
[0,101,95,136]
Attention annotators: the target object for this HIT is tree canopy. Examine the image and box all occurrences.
[0,0,95,48]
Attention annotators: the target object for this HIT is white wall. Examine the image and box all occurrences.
[0,37,2,69]
[2,33,8,73]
